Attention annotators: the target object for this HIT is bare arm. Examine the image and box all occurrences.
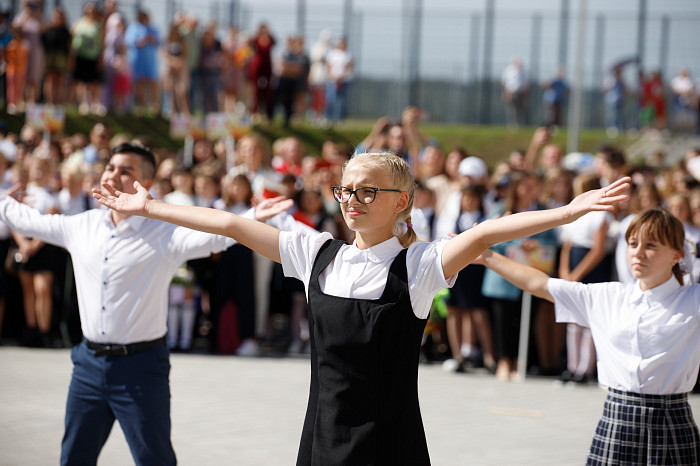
[567,221,609,282]
[475,249,553,301]
[440,177,630,278]
[94,182,284,263]
[558,241,572,279]
[523,127,550,171]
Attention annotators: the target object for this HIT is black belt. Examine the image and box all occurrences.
[86,336,167,357]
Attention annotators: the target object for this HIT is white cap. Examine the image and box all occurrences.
[562,152,595,174]
[458,156,488,179]
[0,139,17,162]
[688,156,700,182]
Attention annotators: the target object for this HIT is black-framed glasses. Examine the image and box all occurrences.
[331,186,402,204]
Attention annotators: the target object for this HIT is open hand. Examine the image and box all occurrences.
[255,196,294,222]
[567,176,630,216]
[92,181,153,216]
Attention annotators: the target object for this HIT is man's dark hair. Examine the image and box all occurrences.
[110,142,157,180]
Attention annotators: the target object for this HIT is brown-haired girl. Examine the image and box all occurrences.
[476,207,700,465]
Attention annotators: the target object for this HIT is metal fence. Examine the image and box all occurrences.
[6,0,700,127]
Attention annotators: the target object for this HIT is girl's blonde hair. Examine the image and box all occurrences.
[625,208,686,285]
[344,152,417,248]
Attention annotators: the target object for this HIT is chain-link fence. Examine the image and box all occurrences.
[5,0,700,127]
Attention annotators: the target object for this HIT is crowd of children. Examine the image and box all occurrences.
[0,116,699,392]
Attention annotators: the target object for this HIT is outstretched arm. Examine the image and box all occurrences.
[474,249,553,301]
[94,182,284,263]
[440,176,630,278]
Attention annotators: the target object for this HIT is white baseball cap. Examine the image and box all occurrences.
[458,156,488,179]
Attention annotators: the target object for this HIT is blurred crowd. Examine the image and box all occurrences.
[0,0,353,125]
[0,104,699,388]
[502,56,700,136]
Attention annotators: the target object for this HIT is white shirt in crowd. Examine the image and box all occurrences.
[0,195,238,344]
[279,231,456,319]
[559,210,613,250]
[325,47,353,82]
[548,276,700,394]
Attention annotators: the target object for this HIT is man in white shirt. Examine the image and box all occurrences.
[0,143,252,465]
[501,57,529,128]
[324,37,354,123]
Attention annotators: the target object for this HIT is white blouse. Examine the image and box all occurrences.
[279,231,456,319]
[548,276,700,394]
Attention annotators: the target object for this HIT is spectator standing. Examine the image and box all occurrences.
[69,1,103,115]
[221,26,243,114]
[249,23,276,121]
[604,67,627,136]
[481,171,558,381]
[324,37,353,124]
[558,173,614,384]
[162,22,189,116]
[542,67,567,127]
[308,29,331,126]
[198,24,222,114]
[501,57,529,129]
[14,155,60,348]
[101,11,127,112]
[110,18,131,114]
[12,0,44,110]
[670,68,696,133]
[125,10,161,115]
[5,27,29,114]
[178,13,200,113]
[275,35,309,127]
[163,167,198,352]
[212,174,256,354]
[41,7,71,105]
[639,70,667,130]
[0,12,13,109]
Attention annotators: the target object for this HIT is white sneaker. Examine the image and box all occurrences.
[236,339,261,357]
[442,359,463,373]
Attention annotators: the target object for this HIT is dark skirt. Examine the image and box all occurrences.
[73,56,101,83]
[16,244,60,273]
[445,264,489,309]
[570,246,612,284]
[587,388,700,465]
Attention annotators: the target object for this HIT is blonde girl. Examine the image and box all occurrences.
[94,152,629,465]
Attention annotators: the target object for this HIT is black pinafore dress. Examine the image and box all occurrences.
[296,239,431,466]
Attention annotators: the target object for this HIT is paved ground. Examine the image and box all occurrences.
[2,347,700,466]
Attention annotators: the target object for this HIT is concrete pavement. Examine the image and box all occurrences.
[2,347,700,465]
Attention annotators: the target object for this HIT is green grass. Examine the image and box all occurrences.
[0,110,635,169]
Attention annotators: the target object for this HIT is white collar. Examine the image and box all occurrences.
[100,209,148,232]
[629,275,681,305]
[349,236,404,263]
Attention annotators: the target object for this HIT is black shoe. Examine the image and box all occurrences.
[560,370,574,383]
[572,373,589,385]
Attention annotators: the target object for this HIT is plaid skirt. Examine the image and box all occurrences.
[587,388,700,465]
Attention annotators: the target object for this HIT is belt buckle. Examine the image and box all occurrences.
[93,344,129,357]
[112,345,129,356]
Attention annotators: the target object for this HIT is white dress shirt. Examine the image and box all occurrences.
[548,276,700,394]
[279,231,456,319]
[0,196,236,344]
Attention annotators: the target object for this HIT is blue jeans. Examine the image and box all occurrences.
[325,80,349,122]
[61,340,175,466]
